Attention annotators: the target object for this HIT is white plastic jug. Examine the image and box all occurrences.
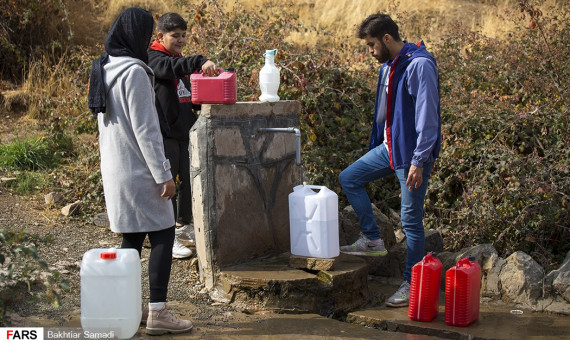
[288,185,340,258]
[80,248,141,339]
[259,49,280,102]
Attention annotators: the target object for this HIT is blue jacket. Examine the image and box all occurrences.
[369,42,441,170]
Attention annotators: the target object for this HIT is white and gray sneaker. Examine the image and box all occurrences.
[172,238,192,259]
[386,281,410,307]
[340,234,388,256]
[175,224,195,244]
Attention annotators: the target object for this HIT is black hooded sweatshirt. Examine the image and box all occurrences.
[147,41,208,140]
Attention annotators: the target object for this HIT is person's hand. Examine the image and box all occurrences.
[406,165,423,191]
[201,61,218,76]
[161,179,176,199]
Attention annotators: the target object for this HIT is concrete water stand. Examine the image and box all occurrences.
[212,253,370,317]
[189,101,369,316]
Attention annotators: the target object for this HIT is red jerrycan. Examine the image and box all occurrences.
[445,257,481,327]
[408,253,443,322]
[190,68,237,104]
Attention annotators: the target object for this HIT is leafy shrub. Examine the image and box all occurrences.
[0,228,69,326]
[0,0,73,81]
[425,0,569,268]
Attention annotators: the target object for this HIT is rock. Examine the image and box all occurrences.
[544,250,570,300]
[93,212,110,227]
[499,251,544,305]
[365,242,407,278]
[424,230,444,254]
[289,254,336,271]
[362,230,443,279]
[190,257,199,272]
[482,257,506,299]
[339,204,397,249]
[45,192,64,207]
[552,271,570,303]
[61,200,81,216]
[394,228,406,243]
[1,177,17,186]
[388,208,400,225]
[455,244,498,268]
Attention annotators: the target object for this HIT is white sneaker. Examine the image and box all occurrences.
[340,234,387,256]
[386,281,410,307]
[172,238,192,259]
[175,224,195,243]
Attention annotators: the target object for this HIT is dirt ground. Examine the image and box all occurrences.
[1,190,405,339]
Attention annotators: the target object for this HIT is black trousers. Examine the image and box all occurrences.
[163,138,192,225]
[121,226,175,302]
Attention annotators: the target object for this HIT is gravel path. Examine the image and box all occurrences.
[0,190,227,324]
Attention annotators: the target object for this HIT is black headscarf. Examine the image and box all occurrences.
[88,8,155,118]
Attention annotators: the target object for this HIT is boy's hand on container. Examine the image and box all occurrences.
[161,179,176,200]
[202,61,218,76]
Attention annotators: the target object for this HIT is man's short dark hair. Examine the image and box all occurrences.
[357,13,401,41]
[157,12,187,33]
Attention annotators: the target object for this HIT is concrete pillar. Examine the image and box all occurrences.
[190,101,302,289]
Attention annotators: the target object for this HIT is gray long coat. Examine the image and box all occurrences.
[98,56,175,233]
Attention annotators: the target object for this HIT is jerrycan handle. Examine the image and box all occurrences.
[192,67,225,76]
[305,185,325,191]
[457,257,471,268]
[305,185,333,196]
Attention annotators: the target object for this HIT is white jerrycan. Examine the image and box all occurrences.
[259,49,280,102]
[288,185,340,258]
[80,248,141,339]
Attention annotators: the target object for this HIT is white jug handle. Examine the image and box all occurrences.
[305,185,325,192]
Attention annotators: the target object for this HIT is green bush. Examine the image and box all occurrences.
[0,0,73,81]
[0,138,56,171]
[0,228,69,326]
[425,1,569,268]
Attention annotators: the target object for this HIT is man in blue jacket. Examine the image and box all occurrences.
[339,13,441,307]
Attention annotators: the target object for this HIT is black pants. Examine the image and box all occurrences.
[121,226,175,302]
[163,138,192,225]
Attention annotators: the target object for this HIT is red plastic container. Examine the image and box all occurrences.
[190,69,236,104]
[408,253,442,322]
[445,258,481,327]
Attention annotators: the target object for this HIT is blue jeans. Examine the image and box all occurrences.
[339,145,433,282]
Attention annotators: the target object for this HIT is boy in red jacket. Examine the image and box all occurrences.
[148,13,217,260]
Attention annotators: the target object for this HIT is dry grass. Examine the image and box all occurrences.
[228,0,566,47]
[81,0,566,49]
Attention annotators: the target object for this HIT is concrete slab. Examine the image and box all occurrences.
[213,253,370,317]
[23,306,442,340]
[347,285,570,340]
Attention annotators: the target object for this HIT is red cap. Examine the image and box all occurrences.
[100,251,117,260]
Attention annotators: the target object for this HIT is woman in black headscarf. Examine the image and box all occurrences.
[88,8,193,335]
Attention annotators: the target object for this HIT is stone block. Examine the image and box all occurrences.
[289,254,336,271]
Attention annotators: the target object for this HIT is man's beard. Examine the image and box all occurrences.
[373,40,391,64]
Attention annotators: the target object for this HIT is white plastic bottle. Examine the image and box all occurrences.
[259,49,280,102]
[80,248,141,339]
[288,185,340,258]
